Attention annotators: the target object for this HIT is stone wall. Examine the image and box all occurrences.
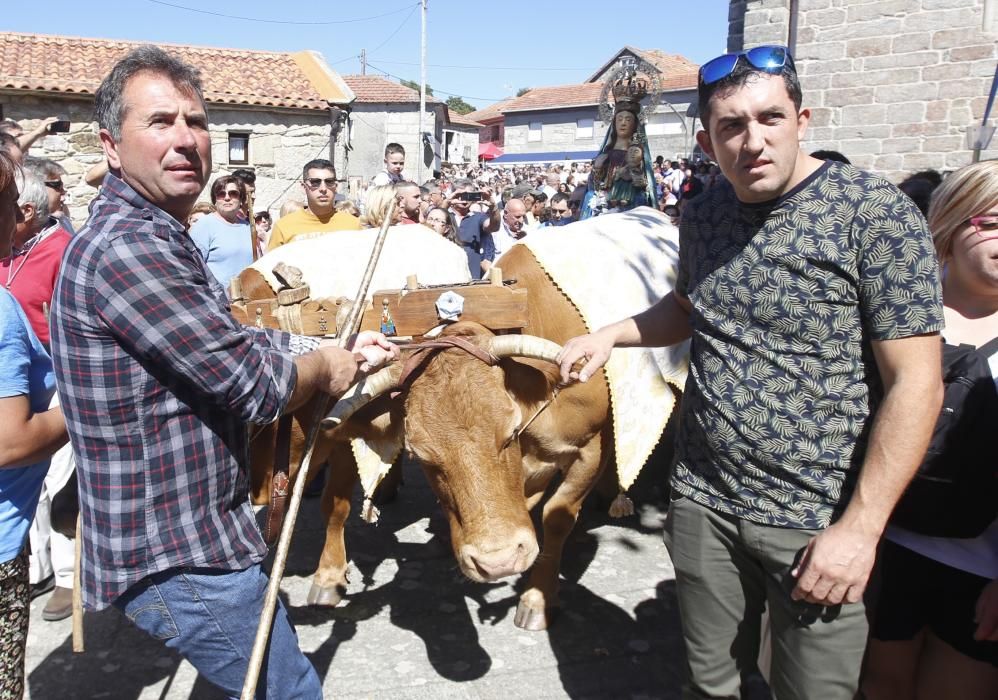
[346,104,444,185]
[1,92,345,225]
[729,0,998,181]
[503,107,605,155]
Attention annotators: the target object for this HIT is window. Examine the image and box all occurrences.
[228,132,249,164]
[645,113,684,136]
[575,118,594,140]
[490,125,500,143]
[528,121,542,142]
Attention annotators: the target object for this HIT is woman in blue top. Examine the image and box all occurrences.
[0,149,68,697]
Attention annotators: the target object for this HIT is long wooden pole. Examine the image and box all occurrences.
[247,190,259,261]
[72,513,83,652]
[240,200,397,700]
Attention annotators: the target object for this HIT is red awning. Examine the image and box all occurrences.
[478,142,504,160]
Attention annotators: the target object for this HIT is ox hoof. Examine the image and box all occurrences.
[514,601,557,631]
[306,583,346,607]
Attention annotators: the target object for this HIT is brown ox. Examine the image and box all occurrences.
[250,242,612,631]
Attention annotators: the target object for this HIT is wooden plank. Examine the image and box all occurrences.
[359,285,529,336]
[232,299,279,330]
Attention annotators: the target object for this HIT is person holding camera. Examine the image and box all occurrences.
[0,116,70,157]
[449,179,499,278]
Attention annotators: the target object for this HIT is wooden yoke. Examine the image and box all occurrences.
[232,269,531,339]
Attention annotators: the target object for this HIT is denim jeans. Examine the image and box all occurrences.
[113,564,322,699]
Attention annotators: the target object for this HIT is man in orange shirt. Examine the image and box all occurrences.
[266,159,360,251]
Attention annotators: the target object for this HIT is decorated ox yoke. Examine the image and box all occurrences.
[229,224,529,338]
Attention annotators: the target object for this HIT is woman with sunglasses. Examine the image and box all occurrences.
[863,161,998,700]
[0,149,69,697]
[424,206,458,244]
[188,175,254,296]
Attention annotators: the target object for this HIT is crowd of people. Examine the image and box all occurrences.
[0,41,994,700]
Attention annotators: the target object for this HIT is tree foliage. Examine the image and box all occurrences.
[446,96,476,115]
[516,87,532,97]
[401,79,434,96]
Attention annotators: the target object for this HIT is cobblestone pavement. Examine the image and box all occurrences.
[24,460,692,699]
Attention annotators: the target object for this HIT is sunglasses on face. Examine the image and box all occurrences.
[304,177,337,189]
[699,45,794,85]
[45,180,65,192]
[215,189,242,200]
[968,215,998,235]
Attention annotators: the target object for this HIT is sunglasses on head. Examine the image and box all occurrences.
[699,45,794,86]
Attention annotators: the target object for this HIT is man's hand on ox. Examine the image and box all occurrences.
[556,328,615,384]
[347,330,399,374]
[790,520,879,606]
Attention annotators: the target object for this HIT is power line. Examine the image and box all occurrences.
[368,58,580,72]
[364,61,506,102]
[144,0,419,26]
[368,4,419,55]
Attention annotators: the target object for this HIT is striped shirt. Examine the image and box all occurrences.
[50,174,315,610]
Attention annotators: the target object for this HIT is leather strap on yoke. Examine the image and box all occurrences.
[264,414,294,546]
[396,335,500,388]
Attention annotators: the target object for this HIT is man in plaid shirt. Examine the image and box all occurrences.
[49,46,396,698]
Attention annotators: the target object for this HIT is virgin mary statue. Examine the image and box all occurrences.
[581,64,657,219]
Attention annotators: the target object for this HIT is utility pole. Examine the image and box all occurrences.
[360,49,366,76]
[418,0,427,182]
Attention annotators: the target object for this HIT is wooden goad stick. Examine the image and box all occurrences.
[241,199,397,699]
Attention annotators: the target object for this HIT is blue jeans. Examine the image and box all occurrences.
[113,564,322,699]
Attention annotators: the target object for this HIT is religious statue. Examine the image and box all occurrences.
[581,59,659,219]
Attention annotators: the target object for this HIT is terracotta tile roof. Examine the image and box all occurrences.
[465,97,517,124]
[446,109,481,128]
[587,46,699,91]
[635,49,699,90]
[341,75,442,104]
[500,83,606,114]
[0,31,354,110]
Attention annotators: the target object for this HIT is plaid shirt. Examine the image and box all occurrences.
[50,174,316,610]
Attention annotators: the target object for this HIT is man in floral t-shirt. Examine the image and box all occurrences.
[558,47,944,699]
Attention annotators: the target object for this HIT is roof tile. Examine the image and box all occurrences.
[500,83,605,113]
[341,74,442,104]
[0,31,352,110]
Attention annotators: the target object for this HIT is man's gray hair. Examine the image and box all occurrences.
[94,45,205,141]
[15,169,51,231]
[452,178,474,191]
[23,155,66,180]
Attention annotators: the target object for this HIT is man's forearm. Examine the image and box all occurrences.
[614,291,693,349]
[839,367,943,535]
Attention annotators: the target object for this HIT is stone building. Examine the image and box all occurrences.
[340,74,447,185]
[467,47,700,166]
[728,0,998,181]
[443,108,482,165]
[0,31,356,226]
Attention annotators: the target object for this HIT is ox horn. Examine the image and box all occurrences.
[487,334,563,365]
[320,364,401,430]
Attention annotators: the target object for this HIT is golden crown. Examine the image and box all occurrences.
[611,74,648,114]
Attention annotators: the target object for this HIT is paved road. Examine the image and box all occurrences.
[24,459,693,699]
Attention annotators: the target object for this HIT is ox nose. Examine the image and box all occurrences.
[460,528,539,582]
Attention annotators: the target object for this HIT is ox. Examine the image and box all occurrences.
[249,211,682,631]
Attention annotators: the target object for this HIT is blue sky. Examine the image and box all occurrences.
[3,0,731,109]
